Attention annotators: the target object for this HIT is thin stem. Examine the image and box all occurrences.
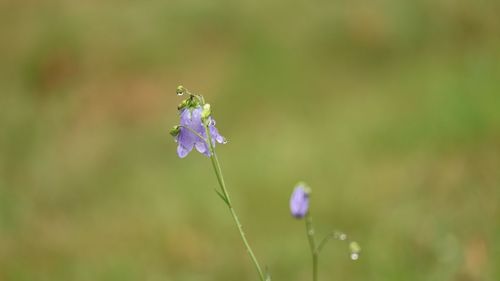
[305,213,318,281]
[203,124,266,281]
[317,232,335,254]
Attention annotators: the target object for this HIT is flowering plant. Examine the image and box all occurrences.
[170,86,268,281]
[170,86,359,281]
[289,183,361,281]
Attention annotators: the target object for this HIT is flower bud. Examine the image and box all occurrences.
[349,241,361,254]
[349,241,361,260]
[290,183,310,219]
[170,125,181,137]
[201,103,211,121]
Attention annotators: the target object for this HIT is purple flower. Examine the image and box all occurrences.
[290,184,310,219]
[175,106,225,158]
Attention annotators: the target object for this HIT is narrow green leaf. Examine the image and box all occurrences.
[214,189,229,206]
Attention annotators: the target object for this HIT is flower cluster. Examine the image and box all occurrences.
[170,87,225,158]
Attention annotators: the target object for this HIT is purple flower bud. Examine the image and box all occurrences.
[290,184,310,219]
[175,106,225,158]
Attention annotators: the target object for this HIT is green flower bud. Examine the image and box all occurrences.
[201,103,211,121]
[349,241,361,253]
[170,125,181,137]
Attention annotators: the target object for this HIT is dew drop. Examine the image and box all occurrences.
[222,138,229,144]
[176,86,185,96]
[208,119,215,126]
[349,241,361,261]
[333,231,347,240]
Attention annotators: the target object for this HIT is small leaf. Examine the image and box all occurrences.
[214,189,229,206]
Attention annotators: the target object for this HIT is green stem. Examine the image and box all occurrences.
[316,232,335,254]
[203,124,266,281]
[305,213,318,281]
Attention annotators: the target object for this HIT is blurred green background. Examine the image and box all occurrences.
[1,0,499,280]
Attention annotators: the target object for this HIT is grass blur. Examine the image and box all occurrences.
[1,0,500,280]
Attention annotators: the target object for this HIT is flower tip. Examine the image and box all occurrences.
[177,146,188,158]
[291,211,306,219]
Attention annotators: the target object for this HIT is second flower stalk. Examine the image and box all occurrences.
[290,183,361,281]
[290,184,319,281]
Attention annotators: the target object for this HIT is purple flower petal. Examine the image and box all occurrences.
[177,144,191,158]
[195,142,208,154]
[174,105,226,158]
[210,125,225,144]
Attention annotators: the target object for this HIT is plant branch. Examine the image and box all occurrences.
[305,213,318,281]
[203,124,266,281]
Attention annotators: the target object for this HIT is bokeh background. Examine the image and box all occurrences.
[1,0,499,280]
